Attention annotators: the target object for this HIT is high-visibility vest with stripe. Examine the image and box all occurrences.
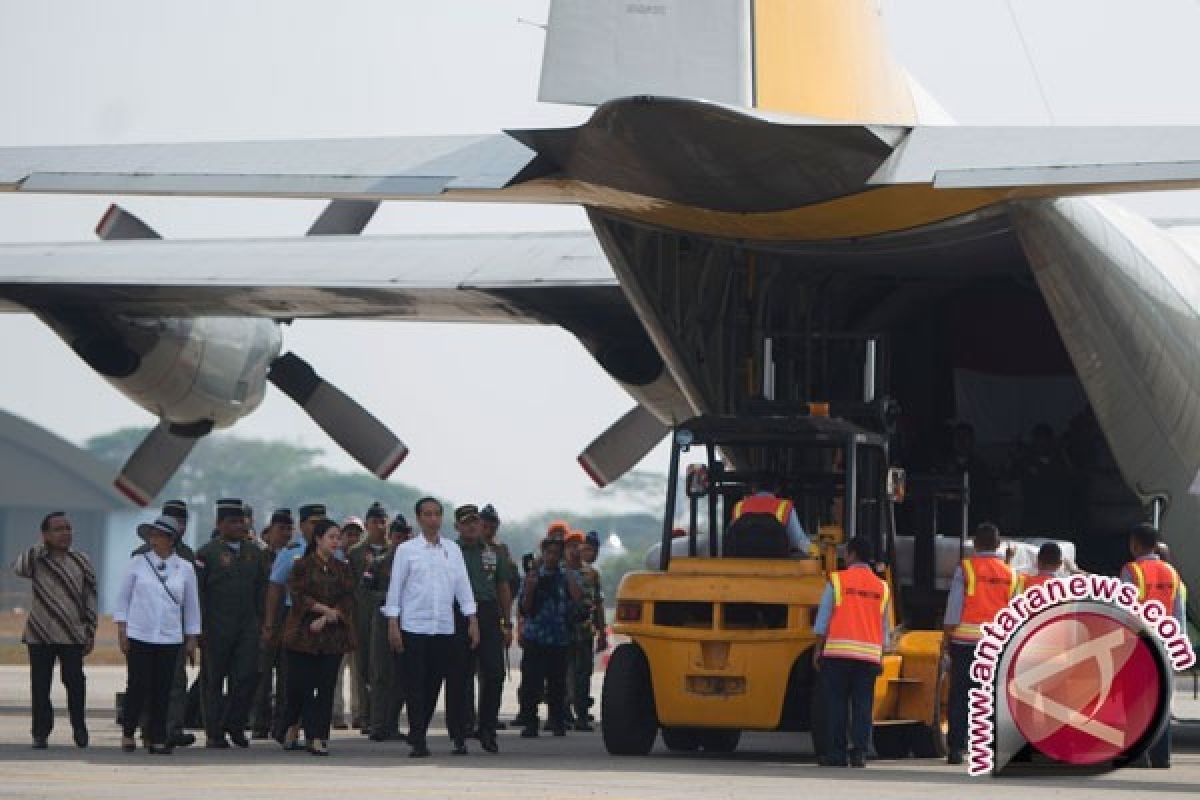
[953,556,1017,643]
[731,495,793,525]
[1125,558,1181,611]
[1019,572,1056,592]
[824,566,889,664]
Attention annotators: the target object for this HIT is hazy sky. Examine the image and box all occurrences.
[2,0,1200,516]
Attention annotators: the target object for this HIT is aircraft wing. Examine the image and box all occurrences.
[0,134,542,199]
[0,230,623,324]
[869,126,1200,189]
[5,109,1200,206]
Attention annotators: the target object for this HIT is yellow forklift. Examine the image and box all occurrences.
[601,412,949,758]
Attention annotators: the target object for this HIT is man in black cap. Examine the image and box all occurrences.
[367,513,411,741]
[250,509,294,739]
[128,501,197,747]
[347,502,389,733]
[195,498,269,748]
[452,504,513,753]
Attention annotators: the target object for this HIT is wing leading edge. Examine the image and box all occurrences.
[0,230,618,322]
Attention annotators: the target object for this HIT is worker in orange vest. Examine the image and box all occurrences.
[813,536,891,767]
[942,523,1017,766]
[1018,541,1064,592]
[1121,523,1187,769]
[730,480,812,555]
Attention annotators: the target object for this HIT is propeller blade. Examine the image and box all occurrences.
[306,200,381,236]
[95,204,162,240]
[268,351,408,479]
[577,404,669,488]
[113,421,209,506]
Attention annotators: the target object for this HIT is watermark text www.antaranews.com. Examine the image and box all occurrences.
[965,574,1195,775]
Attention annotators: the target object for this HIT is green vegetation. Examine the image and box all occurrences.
[86,428,665,599]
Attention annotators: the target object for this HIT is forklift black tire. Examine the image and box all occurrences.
[872,724,913,759]
[602,643,659,755]
[661,727,702,752]
[697,728,742,753]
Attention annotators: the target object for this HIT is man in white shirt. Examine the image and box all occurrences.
[385,497,479,757]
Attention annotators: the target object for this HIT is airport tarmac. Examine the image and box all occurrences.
[0,666,1196,799]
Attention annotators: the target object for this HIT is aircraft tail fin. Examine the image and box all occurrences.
[540,0,920,125]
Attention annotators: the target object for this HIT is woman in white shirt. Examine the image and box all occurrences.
[113,515,201,754]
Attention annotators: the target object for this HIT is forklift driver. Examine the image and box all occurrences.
[727,478,813,558]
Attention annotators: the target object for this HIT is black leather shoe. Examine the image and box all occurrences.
[147,744,174,755]
[520,726,538,739]
[479,731,499,753]
[947,750,964,766]
[409,744,431,758]
[849,751,866,768]
[251,729,270,740]
[226,728,250,748]
[494,722,507,731]
[73,728,89,748]
[818,756,848,767]
[574,721,594,732]
[206,736,231,749]
[32,737,48,750]
[451,739,468,755]
[168,732,196,748]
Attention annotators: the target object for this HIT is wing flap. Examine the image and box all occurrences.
[0,134,535,198]
[872,126,1200,190]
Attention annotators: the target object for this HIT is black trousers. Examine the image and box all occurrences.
[454,603,504,736]
[124,640,181,744]
[203,626,258,739]
[282,650,343,741]
[402,632,460,747]
[946,642,975,754]
[26,643,86,740]
[820,657,879,763]
[518,642,568,729]
[251,644,284,735]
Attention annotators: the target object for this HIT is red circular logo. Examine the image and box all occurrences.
[1005,612,1162,765]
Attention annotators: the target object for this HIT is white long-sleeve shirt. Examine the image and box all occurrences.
[382,533,476,635]
[113,553,202,644]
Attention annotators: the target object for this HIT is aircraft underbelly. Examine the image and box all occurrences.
[1013,197,1200,617]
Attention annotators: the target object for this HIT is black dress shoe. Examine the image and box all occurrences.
[494,722,507,731]
[251,729,270,740]
[520,726,539,738]
[479,731,499,753]
[226,728,250,748]
[168,732,196,748]
[206,736,231,749]
[574,721,594,732]
[32,737,48,750]
[451,739,468,755]
[73,728,89,748]
[849,751,866,768]
[818,757,848,767]
[147,744,174,755]
[409,744,431,758]
[947,750,964,766]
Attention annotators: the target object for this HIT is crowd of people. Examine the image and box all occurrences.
[12,498,608,757]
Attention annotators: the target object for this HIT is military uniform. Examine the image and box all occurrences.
[347,538,389,731]
[365,544,406,739]
[250,543,286,737]
[130,538,196,742]
[456,536,513,747]
[566,563,604,727]
[195,534,269,744]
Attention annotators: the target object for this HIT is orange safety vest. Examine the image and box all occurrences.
[731,495,794,525]
[1125,558,1181,611]
[1018,572,1056,592]
[824,566,889,664]
[953,556,1017,643]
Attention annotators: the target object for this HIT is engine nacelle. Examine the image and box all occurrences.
[40,312,282,430]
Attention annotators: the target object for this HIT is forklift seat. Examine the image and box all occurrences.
[723,513,790,558]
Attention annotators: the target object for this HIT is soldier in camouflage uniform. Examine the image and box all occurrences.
[564,530,608,731]
[367,513,412,741]
[347,503,390,732]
